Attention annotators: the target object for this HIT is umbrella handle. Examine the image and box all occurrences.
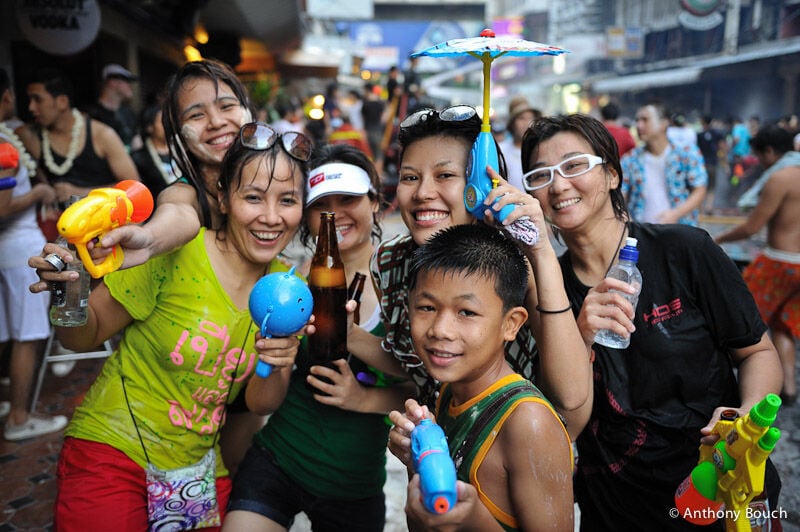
[481,54,492,133]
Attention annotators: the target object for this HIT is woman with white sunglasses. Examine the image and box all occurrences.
[521,113,782,531]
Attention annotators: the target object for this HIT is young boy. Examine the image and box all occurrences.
[388,224,574,531]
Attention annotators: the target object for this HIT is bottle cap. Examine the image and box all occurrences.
[619,237,639,262]
[44,253,66,273]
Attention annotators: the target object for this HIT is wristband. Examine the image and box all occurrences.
[535,304,572,314]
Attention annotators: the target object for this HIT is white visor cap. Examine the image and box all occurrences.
[306,162,375,206]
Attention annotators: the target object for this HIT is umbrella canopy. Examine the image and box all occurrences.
[411,29,568,130]
[411,30,567,60]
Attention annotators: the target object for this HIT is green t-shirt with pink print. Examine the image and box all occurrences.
[66,228,293,477]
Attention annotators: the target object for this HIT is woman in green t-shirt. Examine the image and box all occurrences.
[31,123,313,531]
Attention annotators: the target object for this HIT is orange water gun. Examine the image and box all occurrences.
[56,180,154,278]
[0,143,19,190]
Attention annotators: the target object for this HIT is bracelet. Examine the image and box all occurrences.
[536,304,572,314]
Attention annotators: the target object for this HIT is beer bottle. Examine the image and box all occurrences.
[308,212,349,369]
[348,272,367,326]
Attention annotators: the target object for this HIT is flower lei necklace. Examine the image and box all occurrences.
[42,108,84,176]
[0,121,37,175]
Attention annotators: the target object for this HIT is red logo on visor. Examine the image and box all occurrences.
[309,172,325,188]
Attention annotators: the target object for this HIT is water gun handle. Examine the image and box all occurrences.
[75,239,124,279]
[255,360,273,378]
[464,131,515,223]
[412,419,458,514]
[255,314,274,378]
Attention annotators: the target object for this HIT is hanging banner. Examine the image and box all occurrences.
[16,0,101,56]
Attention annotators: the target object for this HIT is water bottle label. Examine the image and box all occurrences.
[52,283,67,307]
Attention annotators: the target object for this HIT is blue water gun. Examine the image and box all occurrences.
[411,418,458,514]
[248,266,313,378]
[462,115,538,245]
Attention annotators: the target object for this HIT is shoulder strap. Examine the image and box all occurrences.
[452,382,529,473]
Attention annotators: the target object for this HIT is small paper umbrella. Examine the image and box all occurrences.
[411,28,568,133]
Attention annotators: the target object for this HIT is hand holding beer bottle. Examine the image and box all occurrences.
[308,212,349,377]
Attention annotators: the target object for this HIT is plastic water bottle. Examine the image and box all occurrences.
[47,195,90,327]
[594,237,642,349]
[47,240,91,327]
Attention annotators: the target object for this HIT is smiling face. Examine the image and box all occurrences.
[397,135,474,245]
[220,151,304,267]
[305,193,377,255]
[176,77,249,167]
[528,131,618,233]
[409,269,521,397]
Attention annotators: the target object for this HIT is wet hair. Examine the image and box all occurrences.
[215,130,308,239]
[161,59,252,228]
[28,67,74,104]
[750,125,793,155]
[300,144,384,247]
[408,224,528,312]
[397,107,508,178]
[521,113,628,224]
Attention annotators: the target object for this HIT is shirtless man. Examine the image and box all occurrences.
[715,124,800,404]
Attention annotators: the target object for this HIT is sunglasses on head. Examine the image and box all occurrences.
[239,122,313,162]
[400,105,478,130]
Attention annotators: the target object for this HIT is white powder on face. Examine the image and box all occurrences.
[180,123,216,163]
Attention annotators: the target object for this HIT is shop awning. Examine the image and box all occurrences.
[592,67,703,93]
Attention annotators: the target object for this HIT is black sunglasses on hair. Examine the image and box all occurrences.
[239,122,313,162]
[399,105,478,130]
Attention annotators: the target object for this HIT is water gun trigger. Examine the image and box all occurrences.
[74,239,125,279]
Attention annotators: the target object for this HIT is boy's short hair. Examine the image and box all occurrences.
[408,224,528,311]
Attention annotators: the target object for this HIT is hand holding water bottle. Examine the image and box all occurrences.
[595,237,642,349]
